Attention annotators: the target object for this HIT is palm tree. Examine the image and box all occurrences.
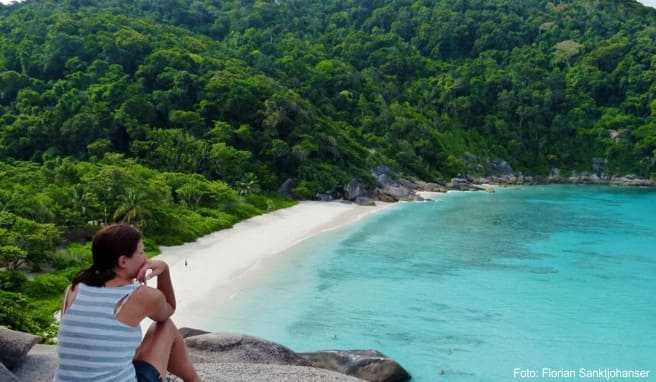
[112,189,151,228]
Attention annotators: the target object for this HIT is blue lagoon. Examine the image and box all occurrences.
[206,186,656,381]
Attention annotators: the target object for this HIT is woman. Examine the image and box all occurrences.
[55,224,201,382]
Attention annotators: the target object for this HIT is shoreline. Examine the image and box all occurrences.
[145,200,398,330]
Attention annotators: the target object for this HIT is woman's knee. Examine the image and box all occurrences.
[147,318,178,338]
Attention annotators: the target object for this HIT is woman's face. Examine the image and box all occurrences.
[122,240,147,278]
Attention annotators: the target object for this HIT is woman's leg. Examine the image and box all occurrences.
[134,319,200,382]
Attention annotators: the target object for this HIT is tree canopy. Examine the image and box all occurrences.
[2,0,656,336]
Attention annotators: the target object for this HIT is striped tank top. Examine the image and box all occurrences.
[55,282,142,382]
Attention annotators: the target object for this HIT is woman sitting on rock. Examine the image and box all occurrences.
[54,223,201,382]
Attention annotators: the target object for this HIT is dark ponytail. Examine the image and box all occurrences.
[72,224,143,287]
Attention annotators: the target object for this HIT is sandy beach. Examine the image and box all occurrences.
[142,201,397,330]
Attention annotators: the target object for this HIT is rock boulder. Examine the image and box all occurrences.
[1,363,19,382]
[344,179,369,201]
[299,350,411,382]
[0,326,41,369]
[185,333,311,366]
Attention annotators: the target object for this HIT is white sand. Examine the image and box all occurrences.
[142,201,397,330]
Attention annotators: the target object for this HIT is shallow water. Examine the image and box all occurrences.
[206,186,656,381]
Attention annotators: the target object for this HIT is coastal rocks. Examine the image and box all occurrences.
[610,175,655,186]
[1,363,20,381]
[354,197,376,206]
[345,179,369,201]
[0,326,41,369]
[372,188,399,202]
[299,350,411,382]
[548,168,564,183]
[447,177,488,191]
[371,165,424,201]
[592,157,607,176]
[181,330,410,382]
[413,180,447,193]
[179,327,210,338]
[566,172,606,184]
[6,326,408,382]
[183,362,364,382]
[486,159,513,176]
[316,193,335,201]
[185,332,311,366]
[12,344,58,382]
[277,178,295,199]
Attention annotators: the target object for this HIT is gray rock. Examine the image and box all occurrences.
[167,362,364,382]
[277,178,295,198]
[592,157,607,176]
[413,180,447,193]
[396,178,418,191]
[378,184,413,200]
[299,350,411,382]
[448,177,485,191]
[486,159,513,176]
[185,333,310,366]
[179,327,210,339]
[610,175,655,186]
[354,197,376,206]
[344,179,368,201]
[371,165,397,187]
[0,327,41,370]
[1,363,19,382]
[316,193,334,201]
[568,172,606,184]
[12,344,57,382]
[372,189,398,202]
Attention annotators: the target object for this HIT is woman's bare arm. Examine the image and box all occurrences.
[155,264,176,311]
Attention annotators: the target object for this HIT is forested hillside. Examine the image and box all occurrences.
[2,0,656,336]
[3,0,656,189]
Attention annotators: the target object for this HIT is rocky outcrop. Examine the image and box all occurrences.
[277,178,295,199]
[316,193,335,201]
[12,344,58,382]
[592,157,607,176]
[344,179,369,201]
[185,332,311,366]
[610,175,655,186]
[299,350,411,382]
[7,342,365,382]
[180,362,364,382]
[354,197,376,206]
[1,363,20,382]
[486,159,513,176]
[179,327,210,338]
[180,331,410,382]
[413,180,448,193]
[448,177,490,191]
[371,165,427,202]
[0,326,41,370]
[3,327,411,382]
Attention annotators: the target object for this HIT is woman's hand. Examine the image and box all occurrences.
[136,259,169,283]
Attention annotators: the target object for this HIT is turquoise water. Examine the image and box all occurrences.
[207,186,656,381]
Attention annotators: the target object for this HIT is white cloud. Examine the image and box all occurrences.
[638,0,656,7]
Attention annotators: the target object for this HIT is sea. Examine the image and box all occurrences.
[205,185,656,381]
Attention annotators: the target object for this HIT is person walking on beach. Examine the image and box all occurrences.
[54,223,201,382]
